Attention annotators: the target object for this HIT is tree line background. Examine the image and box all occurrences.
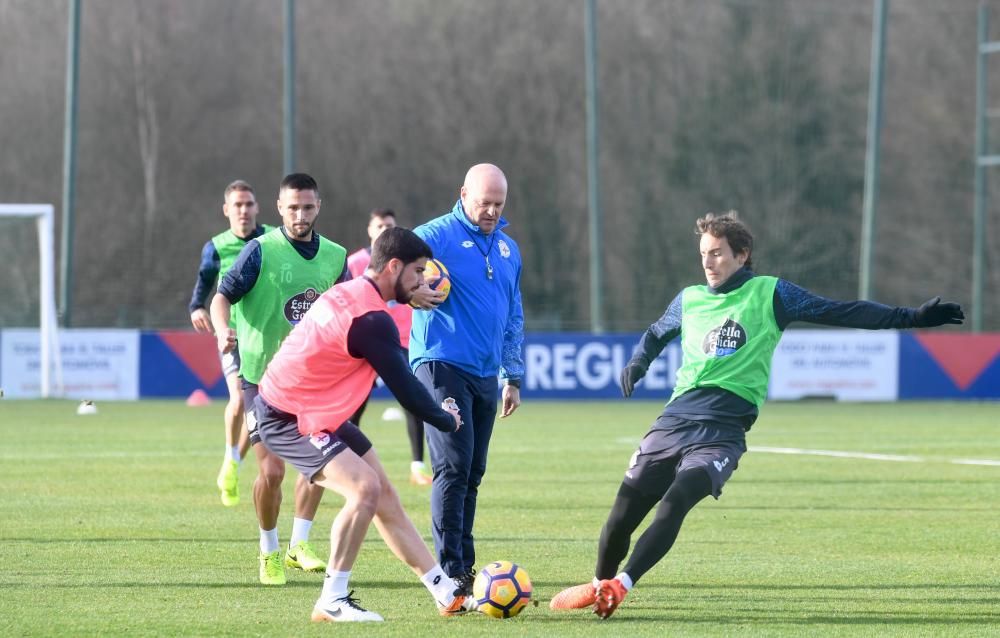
[1,0,997,331]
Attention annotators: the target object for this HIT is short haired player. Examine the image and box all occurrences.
[254,227,477,622]
[550,211,964,619]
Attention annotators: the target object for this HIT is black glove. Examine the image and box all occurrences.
[620,361,646,398]
[914,296,964,327]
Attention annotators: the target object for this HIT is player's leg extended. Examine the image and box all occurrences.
[592,469,712,619]
[362,445,436,574]
[550,482,660,611]
[596,439,738,620]
[351,439,475,615]
[596,482,664,579]
[621,441,742,586]
[552,432,666,611]
[619,468,712,582]
[312,450,380,572]
[597,428,685,579]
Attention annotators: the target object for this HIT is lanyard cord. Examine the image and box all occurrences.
[457,221,497,279]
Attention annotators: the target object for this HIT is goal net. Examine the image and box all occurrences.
[0,204,62,397]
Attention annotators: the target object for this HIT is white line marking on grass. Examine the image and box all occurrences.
[949,458,1000,466]
[750,446,923,462]
[749,446,1000,467]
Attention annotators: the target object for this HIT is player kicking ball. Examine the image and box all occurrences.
[255,227,471,622]
[550,211,964,619]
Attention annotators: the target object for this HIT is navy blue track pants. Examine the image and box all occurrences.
[416,361,498,577]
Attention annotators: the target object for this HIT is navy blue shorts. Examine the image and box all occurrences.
[623,417,747,499]
[254,394,372,482]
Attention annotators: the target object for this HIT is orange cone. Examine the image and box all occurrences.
[186,389,212,406]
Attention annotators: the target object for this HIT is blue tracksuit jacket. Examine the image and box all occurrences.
[409,200,525,382]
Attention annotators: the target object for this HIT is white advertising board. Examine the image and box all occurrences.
[1,329,139,399]
[769,330,899,401]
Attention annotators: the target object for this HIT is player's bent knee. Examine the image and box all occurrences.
[258,456,286,487]
[352,477,381,514]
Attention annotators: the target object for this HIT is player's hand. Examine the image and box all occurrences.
[409,284,446,310]
[915,296,964,327]
[500,384,521,418]
[620,362,646,398]
[442,397,462,431]
[190,308,212,332]
[217,328,237,354]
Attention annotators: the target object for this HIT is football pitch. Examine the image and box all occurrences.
[1,399,998,637]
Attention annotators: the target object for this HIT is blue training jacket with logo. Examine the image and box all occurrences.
[409,199,525,381]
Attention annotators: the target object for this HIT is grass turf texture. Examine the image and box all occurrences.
[1,399,998,637]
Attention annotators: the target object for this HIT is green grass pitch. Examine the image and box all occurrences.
[1,399,998,637]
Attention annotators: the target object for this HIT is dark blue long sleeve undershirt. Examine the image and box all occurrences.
[346,281,456,433]
[217,227,350,304]
[631,268,922,431]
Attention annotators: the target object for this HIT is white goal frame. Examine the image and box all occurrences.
[0,204,62,397]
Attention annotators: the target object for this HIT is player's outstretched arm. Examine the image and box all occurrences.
[348,311,457,433]
[774,280,965,330]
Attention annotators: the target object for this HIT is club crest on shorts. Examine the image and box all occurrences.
[702,318,748,357]
[309,432,330,450]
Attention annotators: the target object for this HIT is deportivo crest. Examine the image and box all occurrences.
[461,240,474,248]
[498,239,511,258]
[284,287,319,325]
[309,432,330,449]
[702,318,747,357]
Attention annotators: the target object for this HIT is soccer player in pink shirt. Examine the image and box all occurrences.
[256,227,465,622]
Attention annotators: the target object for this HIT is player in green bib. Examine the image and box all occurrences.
[188,180,273,508]
[551,211,964,619]
[210,173,349,586]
